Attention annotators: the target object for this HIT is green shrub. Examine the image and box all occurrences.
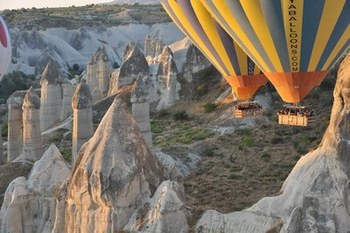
[61,149,72,163]
[173,111,189,121]
[192,129,212,141]
[261,153,271,161]
[150,121,166,134]
[1,121,8,138]
[241,136,254,147]
[203,103,217,113]
[202,147,216,157]
[271,137,283,144]
[196,84,208,96]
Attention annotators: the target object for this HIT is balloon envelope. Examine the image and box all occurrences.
[0,16,11,81]
[201,0,350,103]
[160,0,267,100]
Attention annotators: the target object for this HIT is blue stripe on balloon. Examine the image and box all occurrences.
[215,22,242,75]
[317,1,350,70]
[224,0,275,72]
[300,0,325,71]
[260,0,290,72]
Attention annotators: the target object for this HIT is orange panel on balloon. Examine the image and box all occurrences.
[232,86,261,101]
[226,74,267,88]
[266,71,328,103]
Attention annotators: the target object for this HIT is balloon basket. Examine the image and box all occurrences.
[277,104,317,127]
[234,101,263,118]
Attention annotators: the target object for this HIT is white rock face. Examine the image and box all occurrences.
[0,144,70,233]
[7,91,25,162]
[196,210,283,233]
[71,81,93,163]
[182,44,212,83]
[124,181,188,233]
[40,60,71,131]
[144,35,166,59]
[86,47,110,103]
[64,97,162,232]
[196,55,350,233]
[0,128,4,164]
[86,55,100,103]
[156,46,180,110]
[109,43,150,94]
[60,81,73,121]
[131,76,152,147]
[22,88,43,163]
[97,49,110,98]
[155,149,201,180]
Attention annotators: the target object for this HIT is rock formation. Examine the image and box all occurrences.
[60,78,73,121]
[156,46,179,110]
[144,35,153,57]
[86,54,100,103]
[109,43,149,94]
[182,44,212,83]
[0,128,4,164]
[40,60,68,131]
[72,80,93,163]
[144,35,165,58]
[96,47,110,98]
[64,97,163,232]
[131,76,152,147]
[86,47,111,103]
[7,91,25,162]
[22,87,43,163]
[196,55,350,233]
[0,144,70,233]
[124,181,188,233]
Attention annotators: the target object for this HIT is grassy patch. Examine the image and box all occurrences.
[241,136,254,147]
[61,149,72,163]
[203,103,217,113]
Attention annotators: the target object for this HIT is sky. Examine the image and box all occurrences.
[0,0,109,10]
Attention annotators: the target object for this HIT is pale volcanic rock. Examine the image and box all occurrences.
[182,44,212,83]
[65,97,162,232]
[40,60,66,131]
[21,87,43,163]
[196,55,350,233]
[124,181,188,233]
[0,128,3,164]
[96,47,110,99]
[144,35,165,59]
[131,76,152,147]
[86,54,100,103]
[0,144,70,233]
[156,46,180,110]
[7,91,25,162]
[71,80,93,163]
[109,43,149,94]
[60,79,73,121]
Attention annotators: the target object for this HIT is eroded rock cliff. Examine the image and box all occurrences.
[196,55,350,233]
[0,144,70,233]
[64,97,163,232]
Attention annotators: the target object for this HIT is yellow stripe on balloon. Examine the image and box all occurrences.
[322,25,350,70]
[201,0,270,73]
[308,0,346,71]
[165,1,227,76]
[240,0,283,72]
[191,0,236,75]
[234,42,247,75]
[282,0,304,72]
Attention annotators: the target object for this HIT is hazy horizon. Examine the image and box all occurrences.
[0,0,109,10]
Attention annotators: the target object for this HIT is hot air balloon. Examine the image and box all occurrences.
[0,16,11,80]
[201,0,350,126]
[160,0,268,118]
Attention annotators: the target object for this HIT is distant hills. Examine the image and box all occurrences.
[109,0,159,4]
